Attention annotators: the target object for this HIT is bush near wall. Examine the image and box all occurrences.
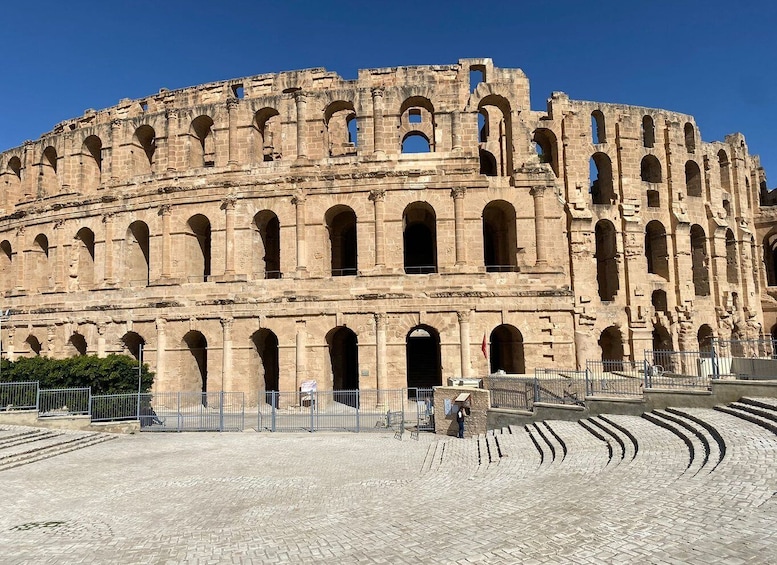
[0,355,154,395]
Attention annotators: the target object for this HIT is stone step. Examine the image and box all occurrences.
[0,433,115,472]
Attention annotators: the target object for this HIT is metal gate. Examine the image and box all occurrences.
[140,391,245,432]
[411,388,435,432]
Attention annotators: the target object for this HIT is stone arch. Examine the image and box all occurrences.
[68,332,88,356]
[324,100,357,157]
[182,330,208,398]
[185,214,211,282]
[592,110,606,144]
[685,160,702,197]
[326,326,359,392]
[642,115,655,148]
[590,152,615,205]
[0,240,12,292]
[40,146,59,196]
[489,324,525,374]
[697,324,714,356]
[325,205,358,276]
[690,224,710,296]
[599,326,624,370]
[482,200,517,272]
[80,135,102,192]
[189,115,216,168]
[533,128,559,177]
[684,122,695,152]
[652,325,672,352]
[125,221,150,287]
[131,125,156,175]
[4,156,22,205]
[405,325,442,389]
[478,94,513,175]
[254,107,281,162]
[640,155,662,183]
[479,149,497,176]
[120,331,145,361]
[31,233,50,293]
[399,96,435,152]
[251,328,279,392]
[401,132,431,153]
[252,210,281,279]
[718,150,731,191]
[73,227,96,290]
[595,220,619,301]
[726,229,738,284]
[763,230,777,286]
[403,202,437,274]
[645,220,669,280]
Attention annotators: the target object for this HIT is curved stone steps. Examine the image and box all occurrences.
[664,407,726,473]
[641,411,697,474]
[577,419,614,466]
[542,420,611,473]
[714,404,777,437]
[585,416,638,463]
[643,409,721,477]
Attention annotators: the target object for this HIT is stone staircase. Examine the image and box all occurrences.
[0,425,116,472]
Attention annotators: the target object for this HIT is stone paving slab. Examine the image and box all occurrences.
[1,410,776,564]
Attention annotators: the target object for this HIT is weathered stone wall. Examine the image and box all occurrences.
[0,58,768,398]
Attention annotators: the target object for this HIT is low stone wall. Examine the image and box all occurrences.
[0,410,139,433]
[433,386,490,438]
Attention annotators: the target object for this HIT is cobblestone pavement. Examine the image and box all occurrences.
[2,406,777,564]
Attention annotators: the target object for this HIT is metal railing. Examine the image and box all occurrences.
[644,350,713,390]
[38,387,91,417]
[534,369,587,405]
[585,360,645,398]
[0,381,39,411]
[485,376,536,410]
[404,265,437,274]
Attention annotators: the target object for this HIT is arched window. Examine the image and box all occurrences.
[405,325,442,389]
[126,221,150,286]
[489,324,525,374]
[399,96,435,153]
[121,331,145,361]
[68,333,88,356]
[652,289,668,313]
[189,116,216,168]
[533,128,559,177]
[252,329,279,404]
[324,101,357,157]
[81,136,102,192]
[253,210,281,279]
[73,227,96,290]
[182,330,208,402]
[478,95,513,176]
[40,146,59,196]
[764,232,777,286]
[479,148,497,176]
[697,324,714,356]
[25,335,42,356]
[32,234,50,293]
[645,220,669,280]
[595,220,619,301]
[482,200,517,272]
[254,108,281,162]
[327,326,360,394]
[599,326,624,371]
[590,153,615,205]
[326,206,357,276]
[652,325,672,352]
[0,240,12,293]
[718,150,731,191]
[684,122,695,152]
[132,125,156,175]
[685,161,702,197]
[591,110,606,144]
[401,133,431,153]
[403,203,437,274]
[690,224,710,296]
[186,214,211,282]
[640,155,662,183]
[5,156,22,205]
[726,229,738,284]
[642,116,655,148]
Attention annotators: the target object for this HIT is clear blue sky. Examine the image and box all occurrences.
[1,0,775,184]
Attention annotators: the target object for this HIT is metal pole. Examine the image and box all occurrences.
[0,310,9,380]
[136,344,143,421]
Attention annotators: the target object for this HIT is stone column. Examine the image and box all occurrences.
[155,318,167,390]
[221,196,236,276]
[457,311,472,378]
[531,185,549,266]
[97,323,106,358]
[60,133,73,192]
[103,213,115,285]
[14,227,25,294]
[371,87,385,157]
[451,110,462,151]
[294,91,307,160]
[221,317,233,392]
[53,220,66,292]
[375,313,387,401]
[369,189,386,268]
[22,141,34,200]
[165,108,179,172]
[159,205,172,279]
[109,119,122,184]
[295,321,306,394]
[227,98,239,166]
[292,192,308,276]
[451,187,467,266]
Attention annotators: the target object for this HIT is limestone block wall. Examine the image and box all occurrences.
[0,58,770,399]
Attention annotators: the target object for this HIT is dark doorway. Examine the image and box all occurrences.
[406,326,442,390]
[489,325,525,374]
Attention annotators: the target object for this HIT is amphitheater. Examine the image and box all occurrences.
[0,58,774,399]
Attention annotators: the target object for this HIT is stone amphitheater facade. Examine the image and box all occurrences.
[0,58,770,398]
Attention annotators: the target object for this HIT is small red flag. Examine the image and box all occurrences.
[481,334,488,358]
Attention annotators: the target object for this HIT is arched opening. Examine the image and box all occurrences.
[254,108,281,162]
[652,289,668,313]
[251,329,279,405]
[469,65,485,92]
[5,156,22,205]
[326,206,357,276]
[81,136,102,192]
[595,220,619,301]
[489,324,525,374]
[642,115,655,148]
[32,234,50,293]
[640,155,662,183]
[690,224,710,296]
[68,333,87,356]
[764,232,777,286]
[0,240,12,292]
[182,330,208,400]
[126,221,150,286]
[718,150,731,192]
[591,110,606,144]
[327,326,360,403]
[653,325,672,352]
[40,146,59,196]
[482,200,517,272]
[533,128,559,177]
[186,214,211,282]
[132,125,156,175]
[697,324,714,357]
[478,95,513,176]
[403,202,437,274]
[590,152,615,205]
[121,331,145,361]
[189,116,216,168]
[726,229,738,284]
[324,101,357,157]
[599,326,624,371]
[645,220,669,280]
[685,160,702,197]
[401,133,431,153]
[25,335,42,356]
[406,325,442,390]
[74,227,96,290]
[479,149,497,176]
[253,210,281,279]
[684,123,695,152]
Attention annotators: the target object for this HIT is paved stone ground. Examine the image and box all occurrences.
[2,406,777,564]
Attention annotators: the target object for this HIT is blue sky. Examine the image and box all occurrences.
[1,0,775,184]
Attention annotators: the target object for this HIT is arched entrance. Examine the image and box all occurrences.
[251,329,279,406]
[182,330,208,404]
[406,325,442,390]
[698,324,714,357]
[489,325,525,374]
[599,326,623,371]
[121,331,145,361]
[327,326,359,407]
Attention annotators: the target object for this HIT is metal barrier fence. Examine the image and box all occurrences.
[141,392,246,432]
[0,381,39,411]
[91,393,141,422]
[485,376,536,410]
[585,360,645,397]
[38,387,91,417]
[645,350,713,390]
[534,369,587,405]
